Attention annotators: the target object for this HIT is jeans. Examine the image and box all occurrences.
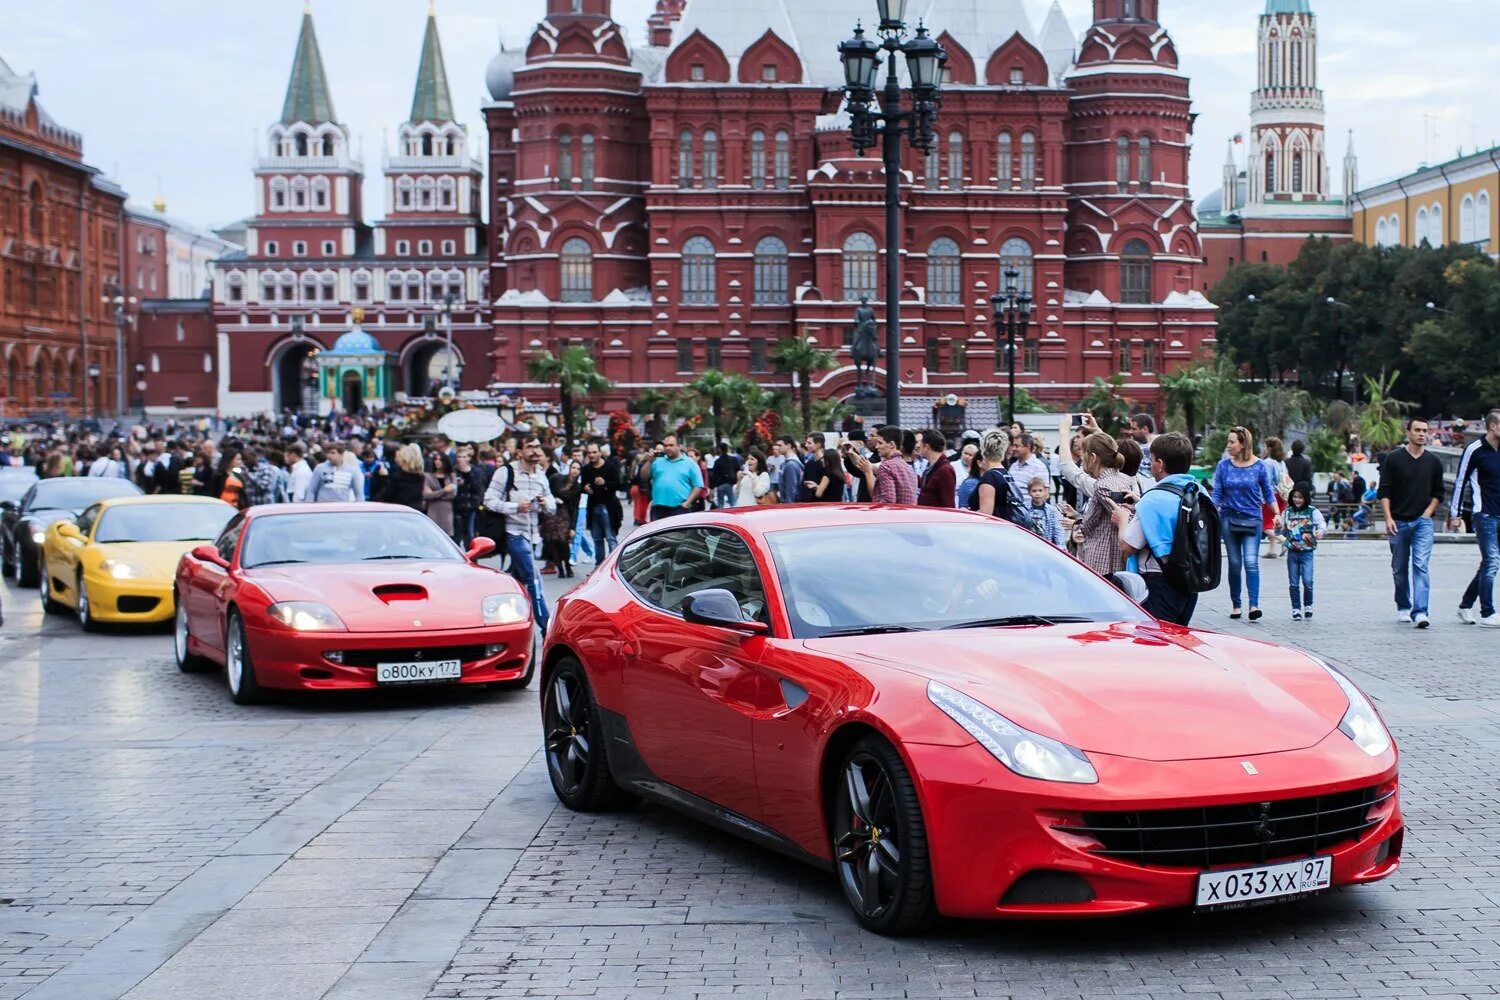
[452,510,475,549]
[1389,517,1435,616]
[587,503,616,562]
[1287,550,1315,611]
[714,483,736,510]
[650,504,687,522]
[1460,511,1499,617]
[1223,526,1262,608]
[505,533,549,632]
[1142,573,1198,627]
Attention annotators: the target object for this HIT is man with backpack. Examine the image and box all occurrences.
[1115,433,1218,626]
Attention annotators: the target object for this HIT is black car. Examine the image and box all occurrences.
[2,476,142,586]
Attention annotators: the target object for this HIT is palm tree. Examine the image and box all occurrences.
[683,369,738,448]
[1242,384,1315,440]
[771,335,837,435]
[525,346,613,448]
[1078,375,1135,434]
[1357,369,1414,451]
[1159,363,1215,439]
[721,374,769,442]
[630,387,677,441]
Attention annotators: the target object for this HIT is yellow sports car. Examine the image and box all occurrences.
[39,495,236,629]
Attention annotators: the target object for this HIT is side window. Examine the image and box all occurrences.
[75,504,103,538]
[19,485,37,513]
[617,532,679,610]
[215,514,245,564]
[660,527,768,623]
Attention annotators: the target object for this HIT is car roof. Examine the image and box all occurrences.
[245,502,418,517]
[97,495,234,510]
[633,504,993,541]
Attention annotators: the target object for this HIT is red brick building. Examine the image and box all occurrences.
[484,0,1218,422]
[0,53,125,418]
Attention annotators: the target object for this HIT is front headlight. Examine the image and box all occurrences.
[267,601,347,631]
[1314,658,1392,757]
[482,593,530,625]
[100,558,144,579]
[31,529,46,544]
[927,680,1097,784]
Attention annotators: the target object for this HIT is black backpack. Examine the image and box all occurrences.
[969,469,1042,535]
[1151,481,1222,593]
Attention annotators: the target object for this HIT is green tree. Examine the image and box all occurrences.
[682,369,737,448]
[629,387,678,441]
[771,335,837,438]
[1159,361,1230,439]
[811,397,854,433]
[1007,387,1055,416]
[1303,426,1346,474]
[525,346,613,448]
[1210,263,1289,382]
[1078,375,1135,434]
[1357,369,1414,451]
[1240,384,1315,441]
[1406,257,1500,414]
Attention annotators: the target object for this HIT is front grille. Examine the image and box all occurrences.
[116,596,161,614]
[1073,785,1390,869]
[335,644,492,668]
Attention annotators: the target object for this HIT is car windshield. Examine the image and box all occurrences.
[765,520,1147,639]
[0,476,36,505]
[240,511,462,569]
[94,504,235,544]
[29,478,141,511]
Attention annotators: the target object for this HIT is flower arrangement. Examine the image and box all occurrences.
[607,410,636,454]
[743,408,781,454]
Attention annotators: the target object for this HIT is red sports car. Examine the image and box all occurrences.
[540,506,1401,934]
[174,503,534,703]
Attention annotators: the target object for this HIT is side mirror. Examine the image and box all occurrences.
[55,522,83,541]
[0,500,14,514]
[466,537,497,562]
[1108,571,1149,604]
[682,588,769,636]
[191,544,230,570]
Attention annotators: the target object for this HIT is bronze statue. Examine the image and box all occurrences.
[850,296,880,397]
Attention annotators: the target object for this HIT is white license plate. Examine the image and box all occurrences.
[1196,856,1332,909]
[375,659,462,684]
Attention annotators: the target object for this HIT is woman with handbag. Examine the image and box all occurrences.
[1262,437,1292,559]
[1212,426,1278,621]
[733,451,772,506]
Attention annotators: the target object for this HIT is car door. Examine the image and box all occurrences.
[48,503,101,607]
[184,514,242,656]
[616,527,783,823]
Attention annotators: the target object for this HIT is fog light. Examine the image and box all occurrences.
[484,643,506,657]
[324,650,344,664]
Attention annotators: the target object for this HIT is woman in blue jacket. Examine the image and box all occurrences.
[1212,426,1277,620]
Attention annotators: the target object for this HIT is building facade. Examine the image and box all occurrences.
[208,7,489,416]
[1351,146,1500,257]
[0,53,125,418]
[1197,0,1355,291]
[484,0,1217,422]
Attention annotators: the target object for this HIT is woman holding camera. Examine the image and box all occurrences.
[1060,428,1137,577]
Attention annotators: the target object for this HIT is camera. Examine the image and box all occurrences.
[1105,490,1136,504]
[1069,413,1088,429]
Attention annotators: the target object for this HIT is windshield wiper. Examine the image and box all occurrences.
[817,624,929,638]
[943,614,1097,630]
[362,554,424,560]
[249,559,308,567]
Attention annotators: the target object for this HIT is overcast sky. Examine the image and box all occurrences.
[3,0,1498,233]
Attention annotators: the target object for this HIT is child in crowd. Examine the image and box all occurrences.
[1276,482,1327,620]
[1027,477,1067,549]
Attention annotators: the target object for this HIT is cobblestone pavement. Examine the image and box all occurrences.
[1,540,1497,1000]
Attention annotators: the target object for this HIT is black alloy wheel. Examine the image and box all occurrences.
[15,537,38,587]
[541,657,622,811]
[832,736,937,935]
[38,559,63,615]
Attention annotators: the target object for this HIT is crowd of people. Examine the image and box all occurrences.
[2,403,1496,635]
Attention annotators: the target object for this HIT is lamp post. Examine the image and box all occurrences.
[437,291,457,392]
[990,269,1032,425]
[101,279,136,418]
[839,2,945,427]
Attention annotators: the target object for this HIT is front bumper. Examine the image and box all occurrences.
[244,621,535,691]
[908,731,1402,920]
[86,574,175,623]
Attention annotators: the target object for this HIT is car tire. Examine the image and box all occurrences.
[16,541,38,588]
[76,573,97,632]
[542,656,623,811]
[225,610,265,705]
[174,594,212,673]
[38,559,63,615]
[831,735,938,936]
[488,632,537,691]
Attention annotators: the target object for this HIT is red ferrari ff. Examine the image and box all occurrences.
[174,503,535,703]
[540,506,1401,934]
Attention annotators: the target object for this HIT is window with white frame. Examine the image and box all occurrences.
[749,130,766,189]
[997,133,1012,190]
[417,177,435,209]
[438,177,455,209]
[292,241,307,257]
[1461,195,1477,243]
[1430,203,1443,246]
[441,239,456,255]
[352,271,370,302]
[999,237,1034,298]
[1020,132,1037,190]
[681,236,716,304]
[774,130,790,190]
[397,177,414,210]
[1376,217,1390,247]
[322,240,335,256]
[418,240,433,256]
[926,237,961,305]
[320,273,337,301]
[559,238,593,303]
[227,272,244,302]
[388,271,407,301]
[311,176,329,209]
[279,274,296,301]
[291,176,308,209]
[1416,207,1429,245]
[395,239,411,255]
[270,177,287,210]
[842,231,879,300]
[752,236,788,304]
[1115,136,1130,191]
[301,272,318,302]
[702,130,719,189]
[946,131,964,191]
[1478,191,1492,244]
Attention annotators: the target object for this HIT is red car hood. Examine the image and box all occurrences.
[245,560,519,632]
[806,622,1346,762]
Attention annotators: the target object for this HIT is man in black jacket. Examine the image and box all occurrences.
[1378,418,1446,629]
[1285,439,1313,489]
[708,442,741,510]
[581,442,623,560]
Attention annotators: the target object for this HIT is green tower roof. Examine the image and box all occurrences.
[409,10,454,124]
[280,10,337,125]
[1265,0,1313,13]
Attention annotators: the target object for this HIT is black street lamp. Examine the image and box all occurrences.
[839,6,945,427]
[101,278,137,418]
[990,269,1032,425]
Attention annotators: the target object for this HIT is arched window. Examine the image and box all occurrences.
[1268,34,1280,87]
[752,236,788,304]
[261,273,277,302]
[291,176,308,209]
[998,237,1034,298]
[352,271,370,303]
[1120,238,1152,304]
[842,231,879,301]
[270,177,288,210]
[559,238,593,303]
[280,273,296,301]
[1291,38,1302,87]
[946,131,964,191]
[682,236,717,304]
[300,272,319,302]
[1292,150,1304,193]
[320,272,337,301]
[926,237,961,305]
[580,133,595,188]
[1430,204,1443,246]
[294,132,309,156]
[1020,132,1037,190]
[311,176,329,209]
[1388,214,1401,246]
[1478,191,1492,243]
[1115,135,1130,190]
[774,130,791,190]
[321,135,334,156]
[558,133,573,190]
[678,130,694,186]
[422,133,434,156]
[1461,195,1476,244]
[925,148,940,190]
[1137,137,1152,190]
[438,177,455,209]
[1264,149,1276,194]
[446,135,457,156]
[417,177,435,209]
[1376,218,1390,248]
[749,130,766,189]
[397,177,414,209]
[997,133,1013,190]
[1416,207,1428,245]
[702,130,719,189]
[226,272,244,303]
[388,271,407,301]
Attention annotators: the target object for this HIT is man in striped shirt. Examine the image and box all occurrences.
[870,425,918,505]
[1449,409,1500,626]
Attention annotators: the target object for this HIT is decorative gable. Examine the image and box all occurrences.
[665,30,731,83]
[935,32,975,86]
[985,33,1048,87]
[737,30,803,85]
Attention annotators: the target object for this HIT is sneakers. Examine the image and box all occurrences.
[1304,607,1314,619]
[1458,607,1477,625]
[1414,613,1431,629]
[1396,610,1412,623]
[1480,614,1500,629]
[1291,610,1304,621]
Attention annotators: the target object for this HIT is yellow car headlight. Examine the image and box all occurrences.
[100,558,144,579]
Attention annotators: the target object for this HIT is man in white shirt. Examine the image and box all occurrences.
[1007,433,1050,497]
[283,443,313,502]
[482,437,557,631]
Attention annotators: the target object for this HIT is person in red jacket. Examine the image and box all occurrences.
[916,429,956,508]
